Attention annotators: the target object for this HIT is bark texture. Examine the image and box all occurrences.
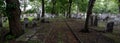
[5,0,24,37]
[67,0,72,18]
[81,0,96,32]
[0,14,2,27]
[41,0,45,22]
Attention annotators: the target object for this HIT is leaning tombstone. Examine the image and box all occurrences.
[90,15,94,26]
[32,19,37,27]
[0,18,2,27]
[24,18,29,28]
[106,20,114,33]
[94,15,98,26]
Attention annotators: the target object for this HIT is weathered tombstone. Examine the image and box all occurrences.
[0,18,2,27]
[103,16,109,21]
[41,18,49,23]
[90,15,94,26]
[24,18,29,28]
[32,19,37,27]
[37,13,40,20]
[94,15,98,26]
[3,17,7,23]
[0,14,2,28]
[106,21,114,33]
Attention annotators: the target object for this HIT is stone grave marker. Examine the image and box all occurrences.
[106,21,114,33]
[24,18,29,28]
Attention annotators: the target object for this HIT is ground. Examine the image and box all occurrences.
[1,18,120,43]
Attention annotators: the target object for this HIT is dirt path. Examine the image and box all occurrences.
[44,19,79,43]
[13,19,115,43]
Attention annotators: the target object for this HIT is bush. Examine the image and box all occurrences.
[5,34,15,40]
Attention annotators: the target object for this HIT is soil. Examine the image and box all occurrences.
[2,19,115,43]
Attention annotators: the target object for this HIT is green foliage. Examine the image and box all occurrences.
[24,9,36,14]
[29,0,34,2]
[93,0,119,14]
[45,0,69,14]
[76,0,88,12]
[0,0,5,14]
[6,34,15,40]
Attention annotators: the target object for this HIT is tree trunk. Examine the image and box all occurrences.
[118,0,120,13]
[0,13,2,27]
[51,0,56,15]
[5,0,24,37]
[93,15,98,26]
[90,15,94,26]
[80,0,96,32]
[41,0,45,22]
[23,0,27,12]
[67,0,72,18]
[37,10,41,20]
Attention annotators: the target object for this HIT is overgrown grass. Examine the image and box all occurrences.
[3,17,35,28]
[103,33,120,43]
[27,40,42,43]
[97,21,106,31]
[98,21,120,43]
[21,17,34,22]
[58,32,64,43]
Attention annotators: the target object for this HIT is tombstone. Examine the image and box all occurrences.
[106,21,114,33]
[103,16,109,21]
[0,18,2,27]
[3,17,7,22]
[94,15,98,26]
[32,19,37,27]
[37,13,40,20]
[41,19,49,23]
[90,15,94,26]
[0,15,2,27]
[24,18,29,28]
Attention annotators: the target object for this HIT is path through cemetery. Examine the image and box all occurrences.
[15,19,115,43]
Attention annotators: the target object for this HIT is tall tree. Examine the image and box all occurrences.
[5,0,24,37]
[67,0,72,18]
[23,0,27,12]
[118,0,120,13]
[0,0,4,27]
[51,0,56,15]
[0,14,2,27]
[41,0,45,22]
[81,0,96,32]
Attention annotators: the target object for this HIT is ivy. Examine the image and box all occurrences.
[0,0,5,16]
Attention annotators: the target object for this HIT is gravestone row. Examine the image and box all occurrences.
[23,18,37,30]
[90,15,98,26]
[90,15,114,33]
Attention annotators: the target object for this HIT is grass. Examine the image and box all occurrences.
[103,33,120,43]
[97,21,120,43]
[21,17,34,22]
[58,32,64,43]
[3,17,35,28]
[16,28,36,41]
[96,21,106,30]
[27,40,42,43]
[90,21,106,31]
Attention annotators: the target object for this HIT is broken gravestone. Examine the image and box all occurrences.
[93,15,98,26]
[32,19,37,27]
[106,21,114,33]
[90,15,94,26]
[24,18,29,28]
[0,18,2,27]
